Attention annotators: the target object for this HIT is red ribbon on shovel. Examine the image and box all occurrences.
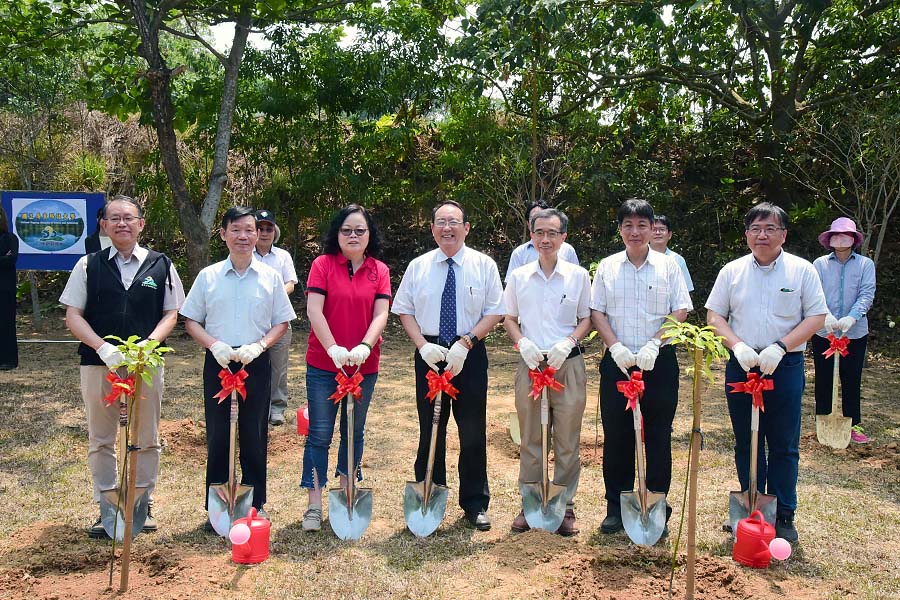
[823,333,850,358]
[617,370,645,411]
[214,367,248,403]
[329,370,364,403]
[425,370,459,402]
[728,372,773,411]
[527,367,565,399]
[103,372,136,406]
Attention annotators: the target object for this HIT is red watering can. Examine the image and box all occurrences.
[296,405,310,436]
[230,507,270,564]
[733,510,775,568]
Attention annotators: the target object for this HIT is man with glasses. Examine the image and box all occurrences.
[590,198,691,539]
[650,215,693,294]
[393,200,505,531]
[504,208,592,535]
[60,195,185,538]
[506,200,579,280]
[253,209,298,426]
[706,202,826,544]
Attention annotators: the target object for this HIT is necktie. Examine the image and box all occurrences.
[439,257,456,346]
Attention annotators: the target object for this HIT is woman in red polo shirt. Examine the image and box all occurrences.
[300,204,391,531]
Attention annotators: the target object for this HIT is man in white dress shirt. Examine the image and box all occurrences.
[504,208,592,536]
[506,201,579,280]
[392,200,505,531]
[590,198,692,538]
[253,209,298,426]
[180,206,296,523]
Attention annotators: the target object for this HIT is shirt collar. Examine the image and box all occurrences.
[335,252,374,270]
[527,256,567,281]
[827,251,856,262]
[751,249,784,272]
[224,255,261,275]
[254,247,272,259]
[109,244,146,264]
[435,245,467,265]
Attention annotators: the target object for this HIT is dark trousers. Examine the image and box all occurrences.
[203,351,271,509]
[0,289,17,368]
[725,351,804,518]
[811,334,867,426]
[600,345,678,518]
[414,343,489,514]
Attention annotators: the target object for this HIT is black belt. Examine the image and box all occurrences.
[423,334,482,347]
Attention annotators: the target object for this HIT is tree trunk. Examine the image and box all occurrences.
[758,97,796,206]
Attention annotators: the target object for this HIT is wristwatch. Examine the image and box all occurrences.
[774,340,787,352]
[460,332,479,349]
[650,337,662,348]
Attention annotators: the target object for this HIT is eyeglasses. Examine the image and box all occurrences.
[339,227,368,237]
[747,226,785,236]
[434,219,464,228]
[651,228,669,234]
[532,229,562,239]
[105,216,139,224]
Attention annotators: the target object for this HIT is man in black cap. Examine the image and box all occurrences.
[254,209,298,425]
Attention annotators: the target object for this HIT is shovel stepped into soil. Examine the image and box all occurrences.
[328,367,373,541]
[816,333,852,449]
[208,366,254,537]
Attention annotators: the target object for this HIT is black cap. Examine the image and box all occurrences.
[255,209,277,226]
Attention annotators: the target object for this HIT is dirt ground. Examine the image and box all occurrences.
[1,324,899,599]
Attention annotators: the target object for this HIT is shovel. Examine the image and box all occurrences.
[404,371,450,538]
[621,395,667,546]
[100,385,149,541]
[816,334,852,449]
[328,369,373,540]
[729,402,777,535]
[520,364,567,532]
[208,367,254,537]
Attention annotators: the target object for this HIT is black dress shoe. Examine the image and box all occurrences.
[465,511,492,531]
[775,516,798,544]
[600,514,624,534]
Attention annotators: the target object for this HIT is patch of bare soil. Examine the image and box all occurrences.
[799,432,900,469]
[560,551,826,600]
[490,529,577,571]
[158,419,205,461]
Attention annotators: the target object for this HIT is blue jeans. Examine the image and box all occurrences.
[300,365,377,489]
[725,351,804,518]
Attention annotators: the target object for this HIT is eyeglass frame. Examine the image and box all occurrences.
[104,215,141,224]
[531,229,563,239]
[433,218,465,228]
[339,227,369,237]
[746,225,786,236]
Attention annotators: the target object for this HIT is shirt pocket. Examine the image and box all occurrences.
[559,297,578,325]
[647,284,670,316]
[774,289,801,318]
[464,286,485,320]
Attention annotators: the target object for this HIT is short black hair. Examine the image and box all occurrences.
[322,204,384,259]
[530,208,569,233]
[431,200,468,224]
[104,195,144,219]
[221,206,257,229]
[617,198,654,224]
[744,202,788,230]
[653,215,672,232]
[525,200,549,220]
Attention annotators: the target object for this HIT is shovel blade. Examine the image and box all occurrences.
[403,480,449,538]
[816,414,852,449]
[100,488,150,542]
[520,481,567,532]
[508,412,521,446]
[207,483,254,537]
[328,487,373,541]
[728,490,777,536]
[620,490,667,546]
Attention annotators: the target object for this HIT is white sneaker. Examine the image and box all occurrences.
[302,506,322,532]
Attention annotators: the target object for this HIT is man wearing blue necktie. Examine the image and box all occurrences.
[393,200,505,531]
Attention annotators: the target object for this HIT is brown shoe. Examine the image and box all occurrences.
[556,509,579,536]
[511,510,530,533]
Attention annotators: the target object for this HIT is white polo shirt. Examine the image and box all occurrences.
[504,258,591,350]
[253,245,298,285]
[392,245,505,336]
[506,240,579,280]
[591,249,692,352]
[180,256,296,346]
[705,250,827,352]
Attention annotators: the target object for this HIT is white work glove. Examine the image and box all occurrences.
[418,342,449,370]
[97,342,126,370]
[731,341,760,372]
[326,344,350,370]
[236,342,264,365]
[837,316,856,333]
[444,340,470,376]
[758,343,786,376]
[609,342,636,375]
[547,337,576,370]
[347,343,371,366]
[517,336,545,370]
[635,340,661,371]
[210,340,236,368]
[824,313,839,333]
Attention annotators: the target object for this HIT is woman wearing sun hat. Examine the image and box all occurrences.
[811,217,876,443]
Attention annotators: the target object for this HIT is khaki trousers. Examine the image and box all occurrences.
[267,325,292,418]
[81,365,163,503]
[514,355,587,508]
